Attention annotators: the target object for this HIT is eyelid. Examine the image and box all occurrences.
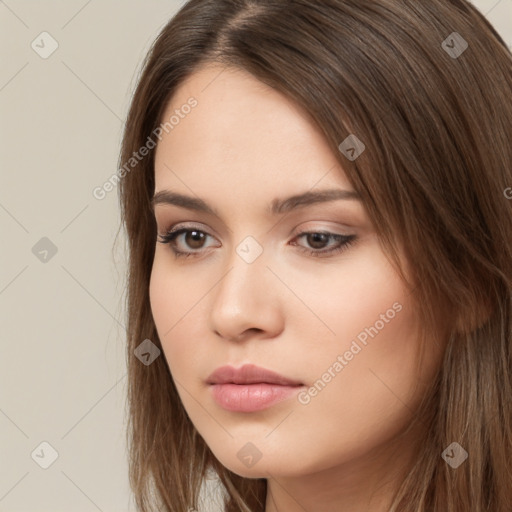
[290,221,354,236]
[158,221,217,238]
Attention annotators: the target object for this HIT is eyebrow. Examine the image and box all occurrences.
[151,188,361,216]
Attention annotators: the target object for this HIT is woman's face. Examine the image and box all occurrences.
[149,64,442,479]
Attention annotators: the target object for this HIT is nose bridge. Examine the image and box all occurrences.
[216,234,267,309]
[208,234,281,340]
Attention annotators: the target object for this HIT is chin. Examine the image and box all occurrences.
[209,444,309,479]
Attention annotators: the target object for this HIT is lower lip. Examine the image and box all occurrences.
[209,383,302,412]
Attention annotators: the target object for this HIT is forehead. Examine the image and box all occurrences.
[153,64,352,201]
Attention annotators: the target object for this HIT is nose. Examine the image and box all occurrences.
[208,241,284,343]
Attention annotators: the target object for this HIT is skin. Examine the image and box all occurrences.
[149,63,445,512]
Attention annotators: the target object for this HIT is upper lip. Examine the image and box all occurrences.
[206,364,303,386]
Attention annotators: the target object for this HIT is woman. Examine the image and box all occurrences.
[117,1,512,510]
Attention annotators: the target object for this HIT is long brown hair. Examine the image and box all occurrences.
[117,1,512,510]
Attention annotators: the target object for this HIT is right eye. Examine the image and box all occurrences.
[157,227,220,259]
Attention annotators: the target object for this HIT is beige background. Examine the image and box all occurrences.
[1,1,511,511]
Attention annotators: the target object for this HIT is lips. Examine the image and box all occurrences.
[207,364,303,386]
[206,364,304,412]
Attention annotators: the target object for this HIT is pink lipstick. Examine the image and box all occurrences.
[206,364,304,412]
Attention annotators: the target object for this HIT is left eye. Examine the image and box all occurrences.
[291,231,357,257]
[157,228,357,259]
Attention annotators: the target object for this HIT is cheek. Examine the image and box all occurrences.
[148,256,207,376]
[272,247,428,459]
[285,239,412,356]
[149,253,196,332]
[287,313,425,476]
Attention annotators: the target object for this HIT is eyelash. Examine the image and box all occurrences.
[157,226,357,259]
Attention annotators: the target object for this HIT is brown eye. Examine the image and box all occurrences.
[305,233,330,249]
[291,231,357,258]
[184,230,207,249]
[157,227,219,259]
